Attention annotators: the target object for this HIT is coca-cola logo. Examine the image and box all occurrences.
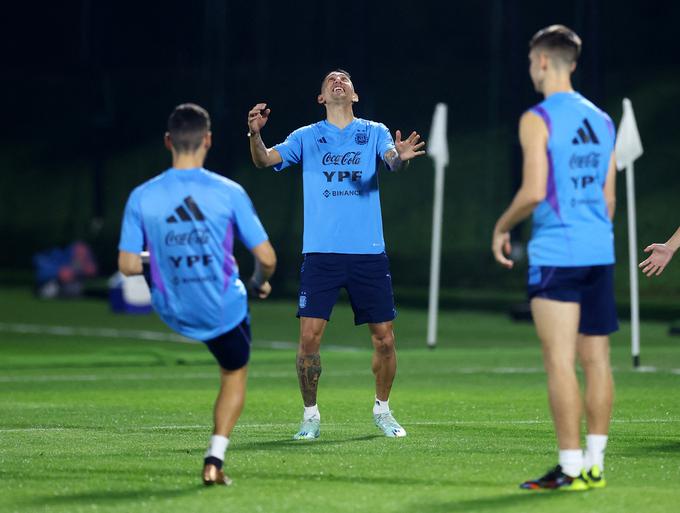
[569,152,601,169]
[165,229,210,246]
[322,151,362,166]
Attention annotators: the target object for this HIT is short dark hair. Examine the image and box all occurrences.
[529,25,582,65]
[167,103,211,153]
[321,68,352,89]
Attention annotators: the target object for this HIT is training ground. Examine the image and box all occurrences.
[1,288,679,513]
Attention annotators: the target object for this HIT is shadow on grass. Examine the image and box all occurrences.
[26,485,203,507]
[237,469,496,488]
[617,440,680,456]
[219,434,381,452]
[410,491,572,512]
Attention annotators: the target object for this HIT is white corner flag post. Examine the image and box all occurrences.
[615,98,644,368]
[426,103,449,349]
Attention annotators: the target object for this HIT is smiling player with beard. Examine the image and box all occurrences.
[247,69,425,440]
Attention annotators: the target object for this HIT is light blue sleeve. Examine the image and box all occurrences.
[232,186,269,250]
[118,188,145,253]
[376,123,395,162]
[273,127,305,172]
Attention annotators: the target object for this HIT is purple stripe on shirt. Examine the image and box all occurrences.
[531,106,552,136]
[605,116,615,141]
[545,150,561,219]
[222,221,235,292]
[146,242,166,295]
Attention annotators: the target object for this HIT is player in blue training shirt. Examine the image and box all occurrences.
[118,103,277,486]
[492,26,617,491]
[247,69,425,440]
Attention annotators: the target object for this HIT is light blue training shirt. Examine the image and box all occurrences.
[274,118,395,254]
[528,92,616,266]
[119,167,268,341]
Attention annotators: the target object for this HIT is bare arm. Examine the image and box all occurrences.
[247,103,283,168]
[492,111,549,268]
[603,153,617,220]
[118,251,143,276]
[247,240,277,298]
[384,130,426,171]
[639,225,680,277]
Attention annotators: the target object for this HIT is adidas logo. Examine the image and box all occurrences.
[571,118,600,145]
[166,196,205,223]
[318,137,328,144]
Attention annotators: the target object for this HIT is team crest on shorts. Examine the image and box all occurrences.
[355,132,368,145]
[299,294,307,309]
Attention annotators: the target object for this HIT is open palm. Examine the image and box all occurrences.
[395,130,426,161]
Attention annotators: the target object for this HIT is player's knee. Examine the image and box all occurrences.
[299,329,322,353]
[543,353,574,374]
[372,331,395,355]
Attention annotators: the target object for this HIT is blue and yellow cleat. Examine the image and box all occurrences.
[520,465,589,492]
[585,465,607,489]
[293,417,320,440]
[374,411,407,438]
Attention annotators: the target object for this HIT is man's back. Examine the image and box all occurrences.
[529,92,615,266]
[119,167,268,340]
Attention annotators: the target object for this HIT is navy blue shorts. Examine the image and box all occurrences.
[527,264,618,335]
[204,316,251,370]
[297,252,397,325]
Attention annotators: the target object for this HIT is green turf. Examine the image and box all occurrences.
[1,287,679,512]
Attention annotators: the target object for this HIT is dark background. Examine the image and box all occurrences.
[1,0,679,307]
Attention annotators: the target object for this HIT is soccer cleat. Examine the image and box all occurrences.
[374,411,407,438]
[585,465,606,489]
[520,465,589,492]
[293,417,320,440]
[202,464,233,486]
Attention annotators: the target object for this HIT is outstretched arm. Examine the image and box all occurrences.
[639,225,680,277]
[247,103,283,168]
[492,111,549,269]
[384,130,426,171]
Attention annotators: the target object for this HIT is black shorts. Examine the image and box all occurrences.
[527,264,618,335]
[204,316,251,370]
[297,252,397,325]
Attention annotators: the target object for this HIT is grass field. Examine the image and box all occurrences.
[1,287,679,513]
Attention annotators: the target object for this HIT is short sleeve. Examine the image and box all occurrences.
[376,123,395,162]
[232,186,269,250]
[118,189,145,253]
[273,127,305,172]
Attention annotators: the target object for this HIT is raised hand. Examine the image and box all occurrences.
[395,130,426,161]
[639,243,675,277]
[248,103,271,135]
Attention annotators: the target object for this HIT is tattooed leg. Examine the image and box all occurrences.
[297,352,322,406]
[298,317,327,406]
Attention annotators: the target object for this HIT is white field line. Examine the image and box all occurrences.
[1,417,679,434]
[0,322,358,353]
[3,364,680,384]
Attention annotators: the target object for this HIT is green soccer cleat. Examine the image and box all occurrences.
[585,465,607,489]
[520,465,589,492]
[293,417,320,440]
[374,411,407,438]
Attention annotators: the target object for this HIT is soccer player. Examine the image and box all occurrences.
[118,103,276,485]
[246,69,425,440]
[639,225,680,277]
[492,26,617,491]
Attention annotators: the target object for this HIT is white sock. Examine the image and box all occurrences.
[373,397,390,415]
[303,404,320,421]
[559,449,584,478]
[584,434,608,470]
[204,435,229,461]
